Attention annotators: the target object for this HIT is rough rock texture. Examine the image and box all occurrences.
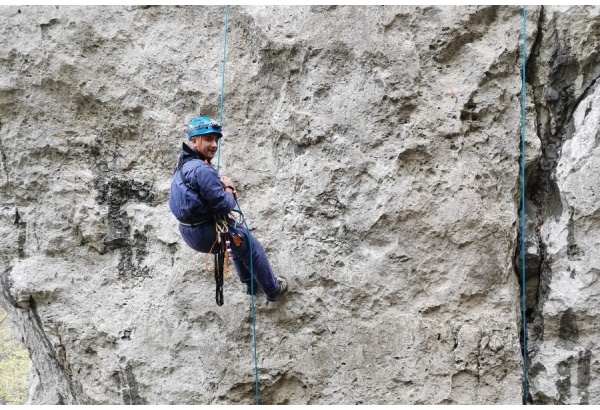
[0,5,597,405]
[523,6,600,405]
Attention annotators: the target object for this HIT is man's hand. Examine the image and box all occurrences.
[220,176,234,188]
[220,176,238,200]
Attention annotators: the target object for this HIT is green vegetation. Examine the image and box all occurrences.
[0,307,30,405]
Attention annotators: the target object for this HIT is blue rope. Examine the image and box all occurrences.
[215,5,260,405]
[236,202,260,405]
[216,5,229,176]
[521,5,529,405]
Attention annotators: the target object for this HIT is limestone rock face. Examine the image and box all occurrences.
[524,6,600,405]
[0,5,597,405]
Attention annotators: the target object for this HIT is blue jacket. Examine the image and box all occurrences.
[169,143,236,223]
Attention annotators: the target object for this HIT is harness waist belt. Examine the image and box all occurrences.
[179,217,213,227]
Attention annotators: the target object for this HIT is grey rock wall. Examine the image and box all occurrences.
[0,5,597,404]
[523,5,600,405]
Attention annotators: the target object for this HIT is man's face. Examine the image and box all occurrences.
[192,134,220,160]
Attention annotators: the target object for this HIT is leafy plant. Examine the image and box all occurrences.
[0,308,31,405]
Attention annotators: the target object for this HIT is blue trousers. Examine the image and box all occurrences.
[179,222,280,298]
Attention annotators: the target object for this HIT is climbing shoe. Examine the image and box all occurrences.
[266,276,288,302]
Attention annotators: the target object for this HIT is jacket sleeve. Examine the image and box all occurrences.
[191,164,237,215]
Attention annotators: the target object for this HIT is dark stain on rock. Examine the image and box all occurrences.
[40,18,60,30]
[526,161,563,222]
[113,226,151,280]
[120,329,132,341]
[566,207,582,261]
[133,229,149,267]
[529,362,546,379]
[101,204,130,252]
[558,308,578,342]
[94,176,154,207]
[0,124,9,181]
[577,349,591,404]
[114,363,147,405]
[460,98,479,122]
[92,145,155,278]
[93,171,155,257]
[14,208,27,259]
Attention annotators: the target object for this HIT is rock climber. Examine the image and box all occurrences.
[168,116,288,302]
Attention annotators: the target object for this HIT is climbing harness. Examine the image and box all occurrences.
[521,5,529,405]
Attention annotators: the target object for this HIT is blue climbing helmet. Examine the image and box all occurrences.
[186,116,222,140]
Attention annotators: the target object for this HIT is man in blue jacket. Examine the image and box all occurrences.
[169,116,287,303]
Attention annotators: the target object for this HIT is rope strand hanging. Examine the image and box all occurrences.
[215,5,261,405]
[216,5,229,176]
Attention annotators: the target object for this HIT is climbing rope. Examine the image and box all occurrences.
[214,5,261,405]
[521,5,529,405]
[234,202,260,405]
[216,5,229,176]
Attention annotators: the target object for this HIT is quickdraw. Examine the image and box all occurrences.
[215,216,230,306]
[206,215,234,306]
[214,232,226,306]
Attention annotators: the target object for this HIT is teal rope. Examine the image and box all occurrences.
[236,202,260,405]
[215,5,260,405]
[521,5,529,405]
[216,5,229,175]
